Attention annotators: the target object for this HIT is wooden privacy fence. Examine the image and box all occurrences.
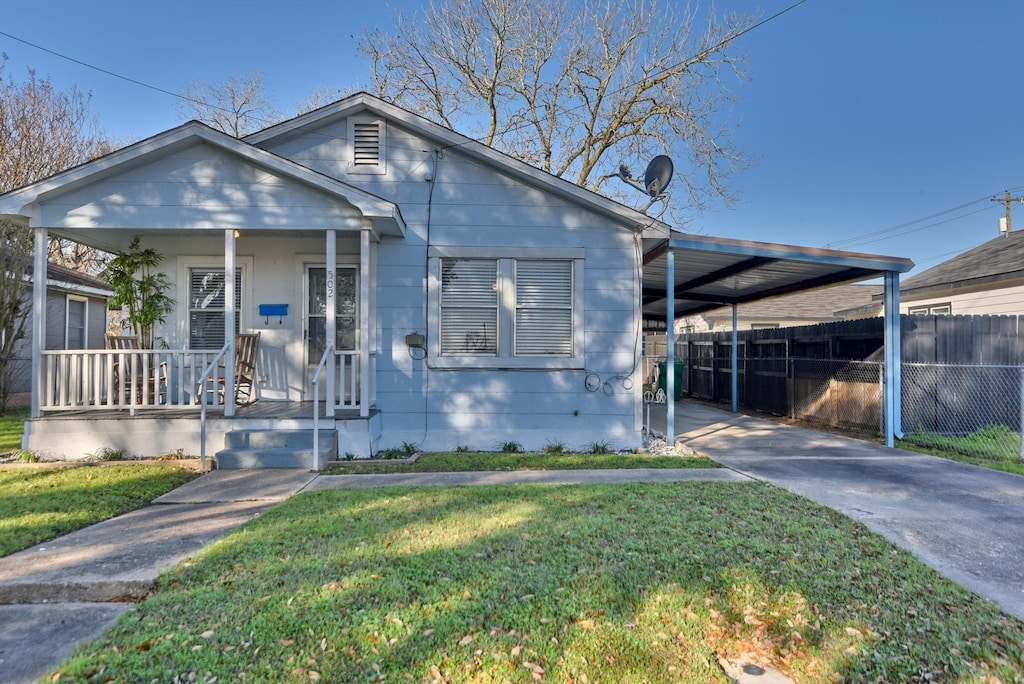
[663,314,1024,435]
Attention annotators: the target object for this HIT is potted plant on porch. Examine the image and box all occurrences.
[104,235,173,348]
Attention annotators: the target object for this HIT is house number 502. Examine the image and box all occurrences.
[327,270,334,299]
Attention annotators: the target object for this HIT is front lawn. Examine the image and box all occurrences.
[327,451,718,474]
[0,408,28,454]
[0,463,199,557]
[53,482,1024,682]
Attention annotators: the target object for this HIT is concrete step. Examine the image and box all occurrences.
[216,429,337,469]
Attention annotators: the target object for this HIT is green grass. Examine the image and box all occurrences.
[900,424,1024,475]
[326,450,719,474]
[52,482,1024,682]
[0,408,28,454]
[0,463,199,557]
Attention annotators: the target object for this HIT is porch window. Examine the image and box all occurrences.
[65,295,88,349]
[434,252,581,367]
[188,268,243,349]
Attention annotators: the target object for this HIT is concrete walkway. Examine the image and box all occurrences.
[651,400,1024,621]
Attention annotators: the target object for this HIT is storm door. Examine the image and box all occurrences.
[304,265,358,397]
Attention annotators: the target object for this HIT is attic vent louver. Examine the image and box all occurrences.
[348,116,387,174]
[353,122,380,166]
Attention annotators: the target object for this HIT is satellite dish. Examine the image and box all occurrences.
[598,154,674,217]
[643,155,674,198]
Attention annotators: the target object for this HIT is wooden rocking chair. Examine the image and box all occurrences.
[107,334,167,404]
[220,332,261,405]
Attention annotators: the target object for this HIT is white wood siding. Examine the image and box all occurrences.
[264,117,642,452]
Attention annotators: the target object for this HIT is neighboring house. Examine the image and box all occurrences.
[0,93,913,462]
[675,283,879,333]
[4,262,112,407]
[841,229,1024,318]
[0,93,670,459]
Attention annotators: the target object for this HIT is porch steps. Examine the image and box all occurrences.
[215,429,337,470]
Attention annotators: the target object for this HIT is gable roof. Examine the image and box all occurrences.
[245,92,671,235]
[24,262,112,298]
[0,121,405,237]
[899,229,1024,297]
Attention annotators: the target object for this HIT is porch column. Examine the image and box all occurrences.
[224,229,236,418]
[359,229,370,418]
[326,229,336,418]
[883,270,903,447]
[30,227,47,419]
[665,244,675,444]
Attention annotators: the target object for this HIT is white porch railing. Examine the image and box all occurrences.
[39,349,228,412]
[37,348,375,413]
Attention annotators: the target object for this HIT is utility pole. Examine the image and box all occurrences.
[991,190,1024,235]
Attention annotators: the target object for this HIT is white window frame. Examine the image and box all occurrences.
[177,257,253,349]
[65,294,89,349]
[427,247,584,369]
[347,115,387,175]
[908,303,952,316]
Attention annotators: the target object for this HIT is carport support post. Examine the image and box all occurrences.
[665,245,675,444]
[883,271,903,447]
[731,304,739,413]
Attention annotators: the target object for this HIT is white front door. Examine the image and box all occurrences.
[304,265,358,397]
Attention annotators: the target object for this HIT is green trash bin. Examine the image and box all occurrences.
[656,361,684,400]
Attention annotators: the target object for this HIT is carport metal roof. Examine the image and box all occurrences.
[641,231,915,449]
[641,233,915,328]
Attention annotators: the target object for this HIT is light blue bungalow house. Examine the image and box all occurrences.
[0,93,913,466]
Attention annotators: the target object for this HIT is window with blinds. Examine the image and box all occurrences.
[515,260,572,356]
[439,258,573,357]
[189,268,243,349]
[440,259,498,355]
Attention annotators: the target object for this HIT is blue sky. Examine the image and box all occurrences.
[2,0,1022,275]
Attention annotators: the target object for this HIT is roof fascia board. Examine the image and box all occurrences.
[247,92,668,233]
[0,121,404,232]
[668,235,914,274]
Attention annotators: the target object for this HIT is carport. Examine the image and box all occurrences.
[641,232,915,446]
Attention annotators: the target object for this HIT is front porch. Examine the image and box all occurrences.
[23,400,383,467]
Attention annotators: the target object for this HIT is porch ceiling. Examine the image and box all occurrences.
[641,232,914,327]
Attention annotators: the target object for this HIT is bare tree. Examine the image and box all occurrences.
[361,0,756,213]
[0,55,113,411]
[176,70,284,137]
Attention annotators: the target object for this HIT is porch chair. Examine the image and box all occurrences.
[107,334,168,404]
[218,332,261,405]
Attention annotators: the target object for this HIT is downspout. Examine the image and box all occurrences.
[30,227,47,420]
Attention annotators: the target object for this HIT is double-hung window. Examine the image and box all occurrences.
[179,258,251,349]
[430,248,583,369]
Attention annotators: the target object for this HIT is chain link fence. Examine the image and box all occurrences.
[651,353,1023,462]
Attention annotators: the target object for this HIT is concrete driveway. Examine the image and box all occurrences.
[651,400,1024,620]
